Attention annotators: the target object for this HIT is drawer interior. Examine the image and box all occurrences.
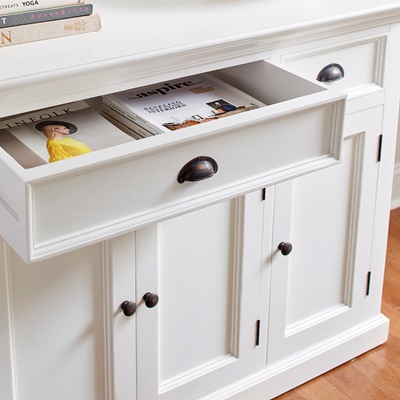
[0,60,331,173]
[0,61,334,177]
[210,61,325,106]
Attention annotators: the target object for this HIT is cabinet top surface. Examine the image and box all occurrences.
[3,0,400,77]
[2,0,400,116]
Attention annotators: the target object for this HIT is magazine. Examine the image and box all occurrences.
[102,73,265,133]
[0,103,135,169]
[101,103,156,139]
[101,111,148,141]
[0,100,88,129]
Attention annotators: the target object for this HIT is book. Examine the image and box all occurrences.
[0,0,85,15]
[0,11,100,47]
[102,73,265,134]
[0,101,135,169]
[0,4,92,28]
[101,103,157,139]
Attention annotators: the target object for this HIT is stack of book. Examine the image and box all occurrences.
[0,0,100,47]
[101,73,266,140]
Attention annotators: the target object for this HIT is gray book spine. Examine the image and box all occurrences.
[0,4,92,28]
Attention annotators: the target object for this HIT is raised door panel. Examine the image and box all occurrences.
[266,107,382,363]
[0,241,112,400]
[135,192,265,400]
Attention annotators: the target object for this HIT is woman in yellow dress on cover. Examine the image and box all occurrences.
[35,120,92,163]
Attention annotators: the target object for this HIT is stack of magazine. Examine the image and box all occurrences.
[0,0,100,47]
[101,73,266,139]
[0,101,135,169]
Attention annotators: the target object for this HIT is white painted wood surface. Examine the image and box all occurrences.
[0,243,110,400]
[134,193,264,399]
[0,61,346,263]
[267,107,383,362]
[2,1,400,117]
[1,2,400,400]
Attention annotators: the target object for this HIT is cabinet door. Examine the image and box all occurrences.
[134,192,265,400]
[266,107,383,363]
[0,241,111,400]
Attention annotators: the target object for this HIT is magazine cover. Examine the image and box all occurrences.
[0,100,88,129]
[0,105,135,169]
[103,74,265,133]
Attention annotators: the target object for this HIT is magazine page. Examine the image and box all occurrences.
[0,106,135,169]
[103,74,266,133]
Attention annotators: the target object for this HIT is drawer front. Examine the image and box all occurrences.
[29,102,342,260]
[282,35,387,102]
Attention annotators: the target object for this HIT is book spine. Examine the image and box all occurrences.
[0,12,100,47]
[102,96,162,134]
[101,104,156,138]
[0,0,85,15]
[0,4,92,28]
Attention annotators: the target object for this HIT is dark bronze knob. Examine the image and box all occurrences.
[278,242,293,256]
[177,156,218,183]
[317,63,345,82]
[143,292,159,308]
[120,300,137,316]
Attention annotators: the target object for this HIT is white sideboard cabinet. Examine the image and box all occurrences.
[2,2,400,400]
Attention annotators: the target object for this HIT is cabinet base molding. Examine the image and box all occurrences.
[200,314,389,400]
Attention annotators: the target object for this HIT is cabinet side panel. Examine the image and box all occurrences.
[0,152,28,261]
[8,244,108,400]
[0,240,17,400]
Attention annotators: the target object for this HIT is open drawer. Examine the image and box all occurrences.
[0,60,346,262]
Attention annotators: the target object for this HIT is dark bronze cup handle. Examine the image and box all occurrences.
[178,156,218,183]
[317,63,345,82]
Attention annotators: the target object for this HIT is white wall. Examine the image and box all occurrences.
[391,120,400,209]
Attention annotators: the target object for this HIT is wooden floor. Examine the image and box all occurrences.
[274,207,400,400]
